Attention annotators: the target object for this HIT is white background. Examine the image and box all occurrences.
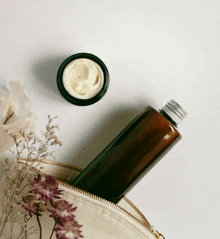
[1,0,220,238]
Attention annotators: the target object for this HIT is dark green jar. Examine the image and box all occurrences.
[57,53,109,106]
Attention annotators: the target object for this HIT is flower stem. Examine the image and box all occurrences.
[49,220,57,239]
[23,212,31,239]
[0,205,13,236]
[3,110,14,125]
[36,204,42,239]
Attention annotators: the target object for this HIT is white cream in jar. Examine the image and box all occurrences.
[63,58,104,99]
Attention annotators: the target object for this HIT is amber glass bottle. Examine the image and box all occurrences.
[71,100,187,203]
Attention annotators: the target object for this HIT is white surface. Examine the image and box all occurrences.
[1,1,220,238]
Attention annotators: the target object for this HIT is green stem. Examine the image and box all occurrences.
[49,220,57,239]
[24,213,28,239]
[36,204,42,239]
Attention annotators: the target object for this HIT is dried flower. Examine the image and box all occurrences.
[18,196,44,218]
[0,124,14,157]
[55,218,83,239]
[49,199,77,220]
[50,137,63,146]
[0,80,83,238]
[30,174,63,204]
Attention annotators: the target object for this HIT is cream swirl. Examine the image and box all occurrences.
[63,58,104,99]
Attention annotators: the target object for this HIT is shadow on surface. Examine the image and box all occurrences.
[66,106,147,168]
[32,54,71,102]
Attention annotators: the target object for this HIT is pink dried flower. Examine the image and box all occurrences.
[30,174,63,204]
[31,174,44,188]
[18,196,44,217]
[55,218,83,239]
[31,174,57,188]
[49,199,77,219]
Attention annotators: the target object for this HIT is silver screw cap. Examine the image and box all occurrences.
[161,99,187,125]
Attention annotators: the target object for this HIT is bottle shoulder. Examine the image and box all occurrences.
[141,105,180,135]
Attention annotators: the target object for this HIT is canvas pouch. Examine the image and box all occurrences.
[0,159,164,239]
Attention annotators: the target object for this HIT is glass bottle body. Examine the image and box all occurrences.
[71,106,180,203]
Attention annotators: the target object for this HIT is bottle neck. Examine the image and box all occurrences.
[160,99,187,126]
[159,109,178,127]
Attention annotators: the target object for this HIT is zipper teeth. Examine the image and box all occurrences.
[27,159,148,222]
[55,177,156,237]
[21,158,84,172]
[19,159,157,238]
[123,196,151,226]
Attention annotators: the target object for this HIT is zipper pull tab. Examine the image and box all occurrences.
[149,225,165,239]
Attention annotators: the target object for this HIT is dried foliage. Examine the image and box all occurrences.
[0,116,68,238]
[0,82,83,238]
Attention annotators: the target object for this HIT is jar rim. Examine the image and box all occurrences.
[57,53,110,106]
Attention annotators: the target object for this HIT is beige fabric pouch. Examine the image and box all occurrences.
[0,160,164,239]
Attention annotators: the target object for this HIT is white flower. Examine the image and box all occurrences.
[0,81,38,157]
[2,112,38,136]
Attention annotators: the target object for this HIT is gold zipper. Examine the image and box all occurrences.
[20,158,84,172]
[20,159,163,239]
[123,196,150,226]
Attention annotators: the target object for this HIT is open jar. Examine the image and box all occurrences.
[57,53,110,106]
